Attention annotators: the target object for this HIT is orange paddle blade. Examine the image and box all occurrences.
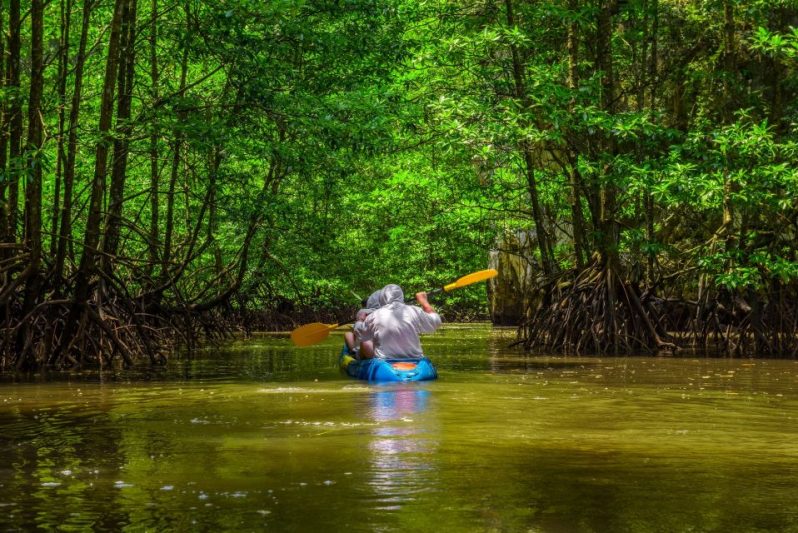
[290,322,339,347]
[443,269,498,292]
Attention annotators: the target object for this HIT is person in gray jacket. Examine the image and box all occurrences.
[359,284,441,359]
[344,290,381,357]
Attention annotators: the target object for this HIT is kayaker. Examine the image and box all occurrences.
[344,307,374,358]
[364,290,380,309]
[358,284,441,359]
[344,290,381,357]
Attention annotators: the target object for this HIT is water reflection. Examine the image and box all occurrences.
[0,392,131,530]
[2,325,798,531]
[367,387,436,511]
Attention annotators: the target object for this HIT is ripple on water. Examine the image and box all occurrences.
[256,386,371,394]
[279,419,376,427]
[2,326,798,533]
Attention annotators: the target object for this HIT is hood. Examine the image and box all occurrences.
[365,290,381,310]
[378,284,404,306]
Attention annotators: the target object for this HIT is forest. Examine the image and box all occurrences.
[0,0,797,369]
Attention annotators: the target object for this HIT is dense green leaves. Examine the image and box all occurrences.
[2,0,798,364]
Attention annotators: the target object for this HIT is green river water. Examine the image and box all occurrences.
[1,323,798,532]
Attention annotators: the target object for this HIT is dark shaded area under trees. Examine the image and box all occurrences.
[1,0,797,369]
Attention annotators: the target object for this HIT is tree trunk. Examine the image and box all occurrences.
[648,0,658,111]
[567,0,587,269]
[51,0,72,258]
[75,0,126,293]
[17,0,45,362]
[24,0,45,274]
[189,157,284,314]
[147,0,160,279]
[504,0,555,277]
[162,43,190,280]
[721,0,738,254]
[54,0,126,365]
[0,3,7,241]
[645,0,658,282]
[102,0,138,271]
[55,0,93,282]
[209,147,224,276]
[767,6,788,131]
[722,0,736,123]
[6,0,22,242]
[595,0,619,269]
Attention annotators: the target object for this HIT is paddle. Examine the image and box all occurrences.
[289,269,498,347]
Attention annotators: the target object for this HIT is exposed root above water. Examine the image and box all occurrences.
[520,261,677,355]
[518,261,798,358]
[1,276,236,371]
[684,284,798,358]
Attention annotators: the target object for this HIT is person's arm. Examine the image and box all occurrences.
[358,314,376,359]
[415,291,442,333]
[359,314,375,342]
[415,291,434,313]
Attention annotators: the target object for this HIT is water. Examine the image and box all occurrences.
[2,324,798,531]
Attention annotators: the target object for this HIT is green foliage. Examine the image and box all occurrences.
[3,0,798,329]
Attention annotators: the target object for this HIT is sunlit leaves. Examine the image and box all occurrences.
[750,25,798,62]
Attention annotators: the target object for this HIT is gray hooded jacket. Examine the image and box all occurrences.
[360,284,442,359]
[352,290,383,344]
[365,290,381,310]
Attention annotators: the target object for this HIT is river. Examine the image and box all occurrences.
[1,324,798,531]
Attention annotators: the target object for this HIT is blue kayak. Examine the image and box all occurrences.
[339,346,438,383]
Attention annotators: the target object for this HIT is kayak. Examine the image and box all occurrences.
[339,346,438,383]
